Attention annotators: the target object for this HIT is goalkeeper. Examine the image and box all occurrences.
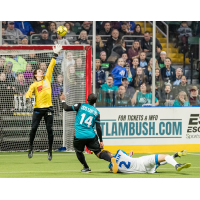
[25,44,62,161]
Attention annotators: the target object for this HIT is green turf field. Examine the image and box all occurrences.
[0,152,199,178]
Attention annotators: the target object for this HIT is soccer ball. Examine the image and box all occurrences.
[57,26,68,37]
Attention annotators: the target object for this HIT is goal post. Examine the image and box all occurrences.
[0,45,91,152]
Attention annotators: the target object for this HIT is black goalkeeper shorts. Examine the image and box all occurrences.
[73,135,101,154]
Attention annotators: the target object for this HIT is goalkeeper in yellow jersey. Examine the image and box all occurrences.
[25,44,63,161]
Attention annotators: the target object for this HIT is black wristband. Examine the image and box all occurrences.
[53,53,58,59]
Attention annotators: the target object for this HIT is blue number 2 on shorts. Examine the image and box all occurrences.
[119,161,131,169]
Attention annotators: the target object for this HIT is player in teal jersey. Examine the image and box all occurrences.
[60,93,118,173]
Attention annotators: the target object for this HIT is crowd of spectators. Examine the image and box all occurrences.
[1,21,200,109]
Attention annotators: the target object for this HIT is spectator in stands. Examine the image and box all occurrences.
[107,39,126,66]
[48,22,57,40]
[111,58,127,86]
[51,74,63,99]
[23,63,33,84]
[4,62,16,82]
[173,68,183,85]
[115,85,132,107]
[5,21,24,43]
[101,75,118,106]
[75,30,90,44]
[96,35,105,58]
[149,69,164,91]
[77,21,92,35]
[120,21,135,32]
[189,86,200,106]
[54,33,70,45]
[119,22,134,37]
[158,51,166,68]
[161,57,176,83]
[21,37,29,45]
[161,83,174,105]
[96,59,105,89]
[129,57,139,81]
[124,63,132,83]
[37,29,54,45]
[130,66,148,89]
[0,57,5,73]
[63,22,76,44]
[99,22,112,35]
[173,75,189,97]
[75,58,85,85]
[100,51,111,73]
[127,40,142,60]
[106,29,120,57]
[0,72,10,113]
[173,91,190,107]
[147,58,160,77]
[34,21,49,34]
[121,77,135,99]
[150,83,161,101]
[177,21,192,49]
[14,73,28,95]
[27,52,39,70]
[14,21,34,36]
[121,53,131,67]
[134,24,143,35]
[141,31,162,58]
[2,21,7,29]
[132,82,159,106]
[4,54,27,74]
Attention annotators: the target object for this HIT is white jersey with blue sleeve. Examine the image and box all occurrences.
[111,150,158,173]
[72,103,100,139]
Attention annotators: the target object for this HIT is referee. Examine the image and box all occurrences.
[25,44,62,161]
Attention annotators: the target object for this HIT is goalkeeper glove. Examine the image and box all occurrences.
[26,98,32,109]
[53,44,63,58]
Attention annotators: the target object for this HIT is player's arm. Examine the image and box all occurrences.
[45,44,62,82]
[25,84,35,108]
[95,114,103,148]
[60,93,81,111]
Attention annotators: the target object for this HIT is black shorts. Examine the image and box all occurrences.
[73,135,101,154]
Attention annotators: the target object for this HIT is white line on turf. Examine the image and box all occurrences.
[187,153,200,155]
[0,167,199,174]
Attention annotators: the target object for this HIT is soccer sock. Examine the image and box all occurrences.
[76,151,89,168]
[99,151,111,162]
[160,155,174,165]
[165,155,178,167]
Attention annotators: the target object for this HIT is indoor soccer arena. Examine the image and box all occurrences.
[0,20,200,181]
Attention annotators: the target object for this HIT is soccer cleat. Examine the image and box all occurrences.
[175,163,191,171]
[48,151,52,161]
[81,167,91,173]
[28,149,33,159]
[174,150,188,158]
[111,157,118,173]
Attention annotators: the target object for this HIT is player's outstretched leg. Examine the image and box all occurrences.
[158,154,191,172]
[159,150,188,166]
[96,150,118,173]
[76,151,91,173]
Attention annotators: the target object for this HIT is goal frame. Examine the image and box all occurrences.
[0,45,92,102]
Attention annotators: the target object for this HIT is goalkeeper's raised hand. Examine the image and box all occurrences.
[53,44,63,58]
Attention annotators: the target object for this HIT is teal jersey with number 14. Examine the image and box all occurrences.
[72,103,100,139]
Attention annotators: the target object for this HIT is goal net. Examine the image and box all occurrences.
[0,46,91,152]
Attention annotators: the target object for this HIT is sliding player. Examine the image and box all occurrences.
[25,44,63,161]
[109,149,191,173]
[60,93,117,173]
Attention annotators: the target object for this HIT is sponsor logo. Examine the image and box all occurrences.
[37,85,43,92]
[187,114,200,139]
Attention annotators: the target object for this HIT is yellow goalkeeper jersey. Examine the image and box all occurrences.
[25,58,56,109]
